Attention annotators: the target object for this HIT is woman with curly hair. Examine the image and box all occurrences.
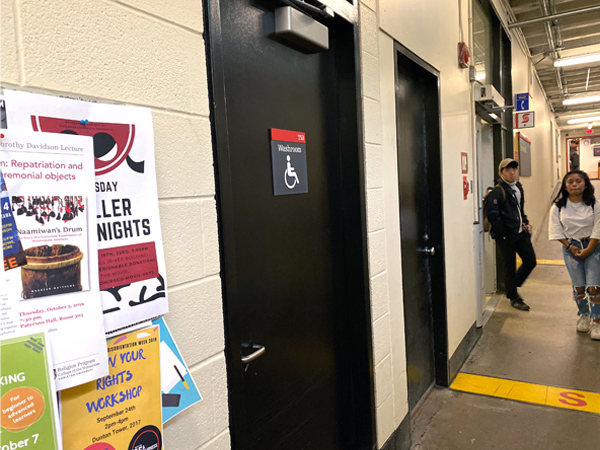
[549,170,600,339]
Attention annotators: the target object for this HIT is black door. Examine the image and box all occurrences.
[206,2,374,449]
[395,45,448,411]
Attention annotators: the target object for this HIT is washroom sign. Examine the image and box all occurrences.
[270,129,308,195]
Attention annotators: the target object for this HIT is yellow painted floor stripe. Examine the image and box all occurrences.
[451,373,600,415]
[537,259,565,266]
[516,256,565,267]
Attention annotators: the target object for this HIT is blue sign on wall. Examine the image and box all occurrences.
[516,93,529,111]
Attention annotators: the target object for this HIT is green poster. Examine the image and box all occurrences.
[0,333,61,449]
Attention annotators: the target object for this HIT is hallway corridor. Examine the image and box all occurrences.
[411,182,600,449]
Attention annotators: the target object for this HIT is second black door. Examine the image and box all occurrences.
[395,44,447,411]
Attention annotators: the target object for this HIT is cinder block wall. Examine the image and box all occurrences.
[357,1,396,446]
[0,0,230,448]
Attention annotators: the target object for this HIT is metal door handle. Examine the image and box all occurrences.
[241,345,266,363]
[417,246,435,256]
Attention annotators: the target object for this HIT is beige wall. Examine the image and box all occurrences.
[509,29,560,230]
[371,1,478,444]
[378,0,478,362]
[1,0,230,449]
[369,0,560,447]
[490,0,560,228]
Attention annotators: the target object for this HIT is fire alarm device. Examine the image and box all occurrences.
[458,42,470,68]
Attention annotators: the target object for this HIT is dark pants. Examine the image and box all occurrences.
[497,232,537,300]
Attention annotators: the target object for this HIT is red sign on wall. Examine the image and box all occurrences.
[515,112,535,129]
[461,152,468,174]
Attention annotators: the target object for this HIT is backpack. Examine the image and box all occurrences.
[482,184,506,232]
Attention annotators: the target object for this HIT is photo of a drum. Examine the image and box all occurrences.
[21,245,83,299]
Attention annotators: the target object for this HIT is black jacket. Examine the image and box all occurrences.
[486,179,529,239]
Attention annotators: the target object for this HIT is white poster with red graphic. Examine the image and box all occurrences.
[3,90,168,333]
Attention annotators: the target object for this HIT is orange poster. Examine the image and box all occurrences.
[60,327,162,450]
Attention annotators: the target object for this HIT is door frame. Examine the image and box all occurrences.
[394,42,450,387]
[474,120,486,327]
[204,1,376,447]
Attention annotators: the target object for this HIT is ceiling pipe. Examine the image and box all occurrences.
[508,4,600,29]
[540,0,566,97]
[551,0,567,97]
[498,0,555,112]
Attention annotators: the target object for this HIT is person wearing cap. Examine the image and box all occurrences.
[486,158,536,311]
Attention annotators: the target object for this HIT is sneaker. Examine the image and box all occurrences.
[577,316,591,333]
[590,322,600,340]
[510,297,530,311]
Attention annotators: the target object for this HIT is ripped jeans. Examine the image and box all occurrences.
[563,241,600,319]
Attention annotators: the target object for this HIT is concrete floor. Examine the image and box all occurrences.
[411,183,600,449]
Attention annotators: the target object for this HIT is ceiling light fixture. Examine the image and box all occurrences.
[563,94,600,105]
[567,115,600,125]
[554,53,600,67]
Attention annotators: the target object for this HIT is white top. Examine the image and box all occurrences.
[510,185,523,233]
[548,199,600,240]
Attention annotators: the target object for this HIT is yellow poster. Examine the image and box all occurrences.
[60,326,162,450]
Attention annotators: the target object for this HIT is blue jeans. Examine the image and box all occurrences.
[563,241,600,318]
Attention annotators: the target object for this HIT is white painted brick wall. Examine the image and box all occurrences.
[363,97,383,145]
[365,144,384,189]
[153,112,215,198]
[360,5,379,58]
[372,313,392,366]
[0,1,230,449]
[367,229,387,276]
[367,189,385,232]
[362,52,381,101]
[0,0,19,83]
[160,199,206,285]
[375,355,394,405]
[370,272,390,322]
[113,0,204,31]
[10,0,209,115]
[376,395,395,445]
[358,1,398,447]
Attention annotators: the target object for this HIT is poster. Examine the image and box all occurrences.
[2,170,26,270]
[3,90,168,332]
[0,333,62,450]
[152,317,202,422]
[60,326,162,450]
[0,130,108,390]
